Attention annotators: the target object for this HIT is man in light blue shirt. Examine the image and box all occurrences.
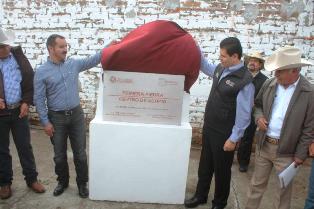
[34,34,102,198]
[185,37,254,209]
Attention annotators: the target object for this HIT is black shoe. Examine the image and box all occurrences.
[78,184,89,198]
[211,206,225,209]
[184,196,207,208]
[239,164,248,172]
[53,183,68,196]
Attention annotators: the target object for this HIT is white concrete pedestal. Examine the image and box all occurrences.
[89,72,192,204]
[89,121,191,204]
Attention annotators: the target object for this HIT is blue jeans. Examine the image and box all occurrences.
[48,106,88,186]
[305,159,314,209]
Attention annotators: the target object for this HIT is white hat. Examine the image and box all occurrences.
[264,46,313,71]
[0,28,15,45]
[245,51,264,62]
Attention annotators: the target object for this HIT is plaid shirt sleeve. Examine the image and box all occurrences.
[0,55,22,105]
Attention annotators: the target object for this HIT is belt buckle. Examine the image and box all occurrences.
[7,102,20,110]
[266,136,278,145]
[64,110,72,116]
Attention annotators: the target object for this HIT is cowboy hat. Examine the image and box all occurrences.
[245,51,264,62]
[0,28,15,45]
[264,46,313,71]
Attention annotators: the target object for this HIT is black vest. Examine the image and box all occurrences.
[204,64,253,135]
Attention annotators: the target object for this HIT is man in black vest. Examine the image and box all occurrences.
[185,37,254,209]
[0,28,45,199]
[237,52,268,172]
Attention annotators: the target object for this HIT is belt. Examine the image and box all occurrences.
[6,102,20,110]
[50,105,80,116]
[265,136,279,145]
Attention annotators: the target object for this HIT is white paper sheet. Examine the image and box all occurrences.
[278,162,300,188]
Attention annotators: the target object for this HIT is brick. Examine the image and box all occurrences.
[1,0,313,143]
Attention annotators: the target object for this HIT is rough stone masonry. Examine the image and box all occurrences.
[1,0,313,143]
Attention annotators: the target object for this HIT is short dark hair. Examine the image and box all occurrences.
[220,37,242,59]
[46,34,65,50]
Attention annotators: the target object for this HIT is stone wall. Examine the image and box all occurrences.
[1,0,313,143]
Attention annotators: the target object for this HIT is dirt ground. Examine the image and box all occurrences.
[0,126,311,209]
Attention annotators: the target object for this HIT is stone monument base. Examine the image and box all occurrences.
[89,120,192,204]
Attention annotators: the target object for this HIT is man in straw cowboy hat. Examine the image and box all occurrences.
[237,51,268,172]
[245,46,314,209]
[0,28,45,199]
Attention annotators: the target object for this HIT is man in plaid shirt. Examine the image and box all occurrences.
[0,28,45,199]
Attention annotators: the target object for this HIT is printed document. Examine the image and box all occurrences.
[278,162,300,188]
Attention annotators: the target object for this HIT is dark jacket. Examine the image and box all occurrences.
[0,46,34,105]
[252,71,268,98]
[204,64,253,134]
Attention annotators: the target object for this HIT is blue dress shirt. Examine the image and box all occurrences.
[34,52,102,126]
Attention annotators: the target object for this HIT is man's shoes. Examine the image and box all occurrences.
[211,206,225,209]
[184,196,207,208]
[0,185,12,199]
[239,164,248,172]
[78,184,89,198]
[28,181,46,193]
[53,183,68,196]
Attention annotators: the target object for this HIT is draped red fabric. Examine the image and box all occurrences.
[101,20,200,92]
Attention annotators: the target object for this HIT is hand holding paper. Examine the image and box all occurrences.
[278,162,300,188]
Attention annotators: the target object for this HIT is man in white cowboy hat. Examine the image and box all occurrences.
[237,51,268,172]
[245,46,314,209]
[0,28,46,199]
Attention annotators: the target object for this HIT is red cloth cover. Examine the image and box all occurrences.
[101,20,200,92]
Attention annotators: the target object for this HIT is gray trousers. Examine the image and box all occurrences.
[48,105,88,186]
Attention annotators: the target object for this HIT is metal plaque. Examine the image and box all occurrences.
[102,71,184,125]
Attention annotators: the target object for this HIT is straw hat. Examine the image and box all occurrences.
[264,46,312,71]
[245,51,264,62]
[0,28,15,45]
